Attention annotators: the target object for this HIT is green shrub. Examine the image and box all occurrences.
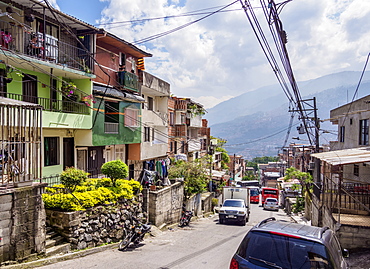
[42,178,142,211]
[101,160,128,187]
[293,197,305,213]
[60,167,89,192]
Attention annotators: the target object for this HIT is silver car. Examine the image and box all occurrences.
[263,197,279,211]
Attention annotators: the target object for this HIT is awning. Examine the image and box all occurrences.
[311,147,370,166]
[93,85,145,103]
[0,96,42,107]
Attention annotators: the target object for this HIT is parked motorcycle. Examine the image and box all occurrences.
[119,217,151,251]
[179,205,193,227]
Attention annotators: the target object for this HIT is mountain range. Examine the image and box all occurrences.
[205,71,370,160]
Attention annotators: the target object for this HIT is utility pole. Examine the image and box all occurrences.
[233,153,236,181]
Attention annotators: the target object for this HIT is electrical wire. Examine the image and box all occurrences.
[133,0,240,45]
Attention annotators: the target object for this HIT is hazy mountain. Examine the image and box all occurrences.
[208,71,370,160]
[206,71,370,125]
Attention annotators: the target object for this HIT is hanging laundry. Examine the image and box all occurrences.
[139,169,157,188]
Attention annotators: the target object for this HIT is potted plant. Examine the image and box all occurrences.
[62,81,79,101]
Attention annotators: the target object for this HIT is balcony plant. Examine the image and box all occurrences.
[188,103,206,116]
[62,81,79,101]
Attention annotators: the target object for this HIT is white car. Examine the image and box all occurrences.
[263,198,279,211]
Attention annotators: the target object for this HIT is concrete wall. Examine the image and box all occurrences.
[144,182,184,227]
[201,192,214,213]
[337,224,370,250]
[0,184,46,264]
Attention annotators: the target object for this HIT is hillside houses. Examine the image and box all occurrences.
[0,0,218,263]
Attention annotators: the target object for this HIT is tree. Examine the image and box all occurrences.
[101,160,129,187]
[245,156,279,171]
[60,167,89,192]
[242,171,257,181]
[168,159,208,199]
[284,167,313,197]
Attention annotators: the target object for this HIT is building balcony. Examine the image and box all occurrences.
[117,71,139,92]
[139,70,170,96]
[175,100,187,110]
[0,20,93,75]
[1,92,90,115]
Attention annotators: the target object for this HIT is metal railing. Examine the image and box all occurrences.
[36,174,61,186]
[322,177,370,226]
[1,92,90,115]
[0,19,93,73]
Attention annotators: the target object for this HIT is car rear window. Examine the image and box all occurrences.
[237,231,334,269]
[223,200,244,207]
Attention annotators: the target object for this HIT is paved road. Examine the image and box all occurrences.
[37,204,291,269]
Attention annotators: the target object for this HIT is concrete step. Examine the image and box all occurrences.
[46,230,58,240]
[45,243,71,257]
[45,235,65,249]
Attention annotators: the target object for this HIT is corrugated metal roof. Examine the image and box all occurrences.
[311,147,370,165]
[0,97,42,107]
[93,85,145,103]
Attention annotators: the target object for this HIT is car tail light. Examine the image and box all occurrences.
[230,258,239,269]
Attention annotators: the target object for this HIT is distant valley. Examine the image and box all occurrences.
[206,71,370,160]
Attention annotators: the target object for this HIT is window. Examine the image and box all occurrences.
[23,74,38,104]
[339,126,345,143]
[354,164,359,176]
[181,141,185,153]
[124,107,139,128]
[144,127,151,142]
[148,96,154,111]
[359,119,369,145]
[119,52,126,66]
[169,112,174,126]
[181,114,186,124]
[44,137,59,166]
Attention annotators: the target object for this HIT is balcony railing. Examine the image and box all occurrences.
[117,71,139,92]
[0,19,93,73]
[175,100,187,110]
[1,92,90,115]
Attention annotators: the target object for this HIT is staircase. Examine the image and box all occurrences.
[45,226,71,257]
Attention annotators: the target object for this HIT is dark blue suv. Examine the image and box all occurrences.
[230,217,349,269]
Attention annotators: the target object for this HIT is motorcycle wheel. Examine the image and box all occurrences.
[179,218,185,227]
[119,231,132,251]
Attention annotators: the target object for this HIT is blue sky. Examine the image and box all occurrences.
[53,0,370,109]
[57,0,106,25]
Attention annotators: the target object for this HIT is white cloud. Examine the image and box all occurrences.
[97,0,370,107]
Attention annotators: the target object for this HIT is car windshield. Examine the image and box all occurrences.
[266,198,277,203]
[238,231,334,269]
[223,200,244,207]
[250,189,259,196]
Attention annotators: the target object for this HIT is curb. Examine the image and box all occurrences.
[2,242,121,269]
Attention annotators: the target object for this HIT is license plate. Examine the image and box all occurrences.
[226,215,236,218]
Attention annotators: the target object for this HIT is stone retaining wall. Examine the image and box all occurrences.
[0,184,46,264]
[46,197,145,250]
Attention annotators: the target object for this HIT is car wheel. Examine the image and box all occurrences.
[241,218,246,226]
[219,218,223,224]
